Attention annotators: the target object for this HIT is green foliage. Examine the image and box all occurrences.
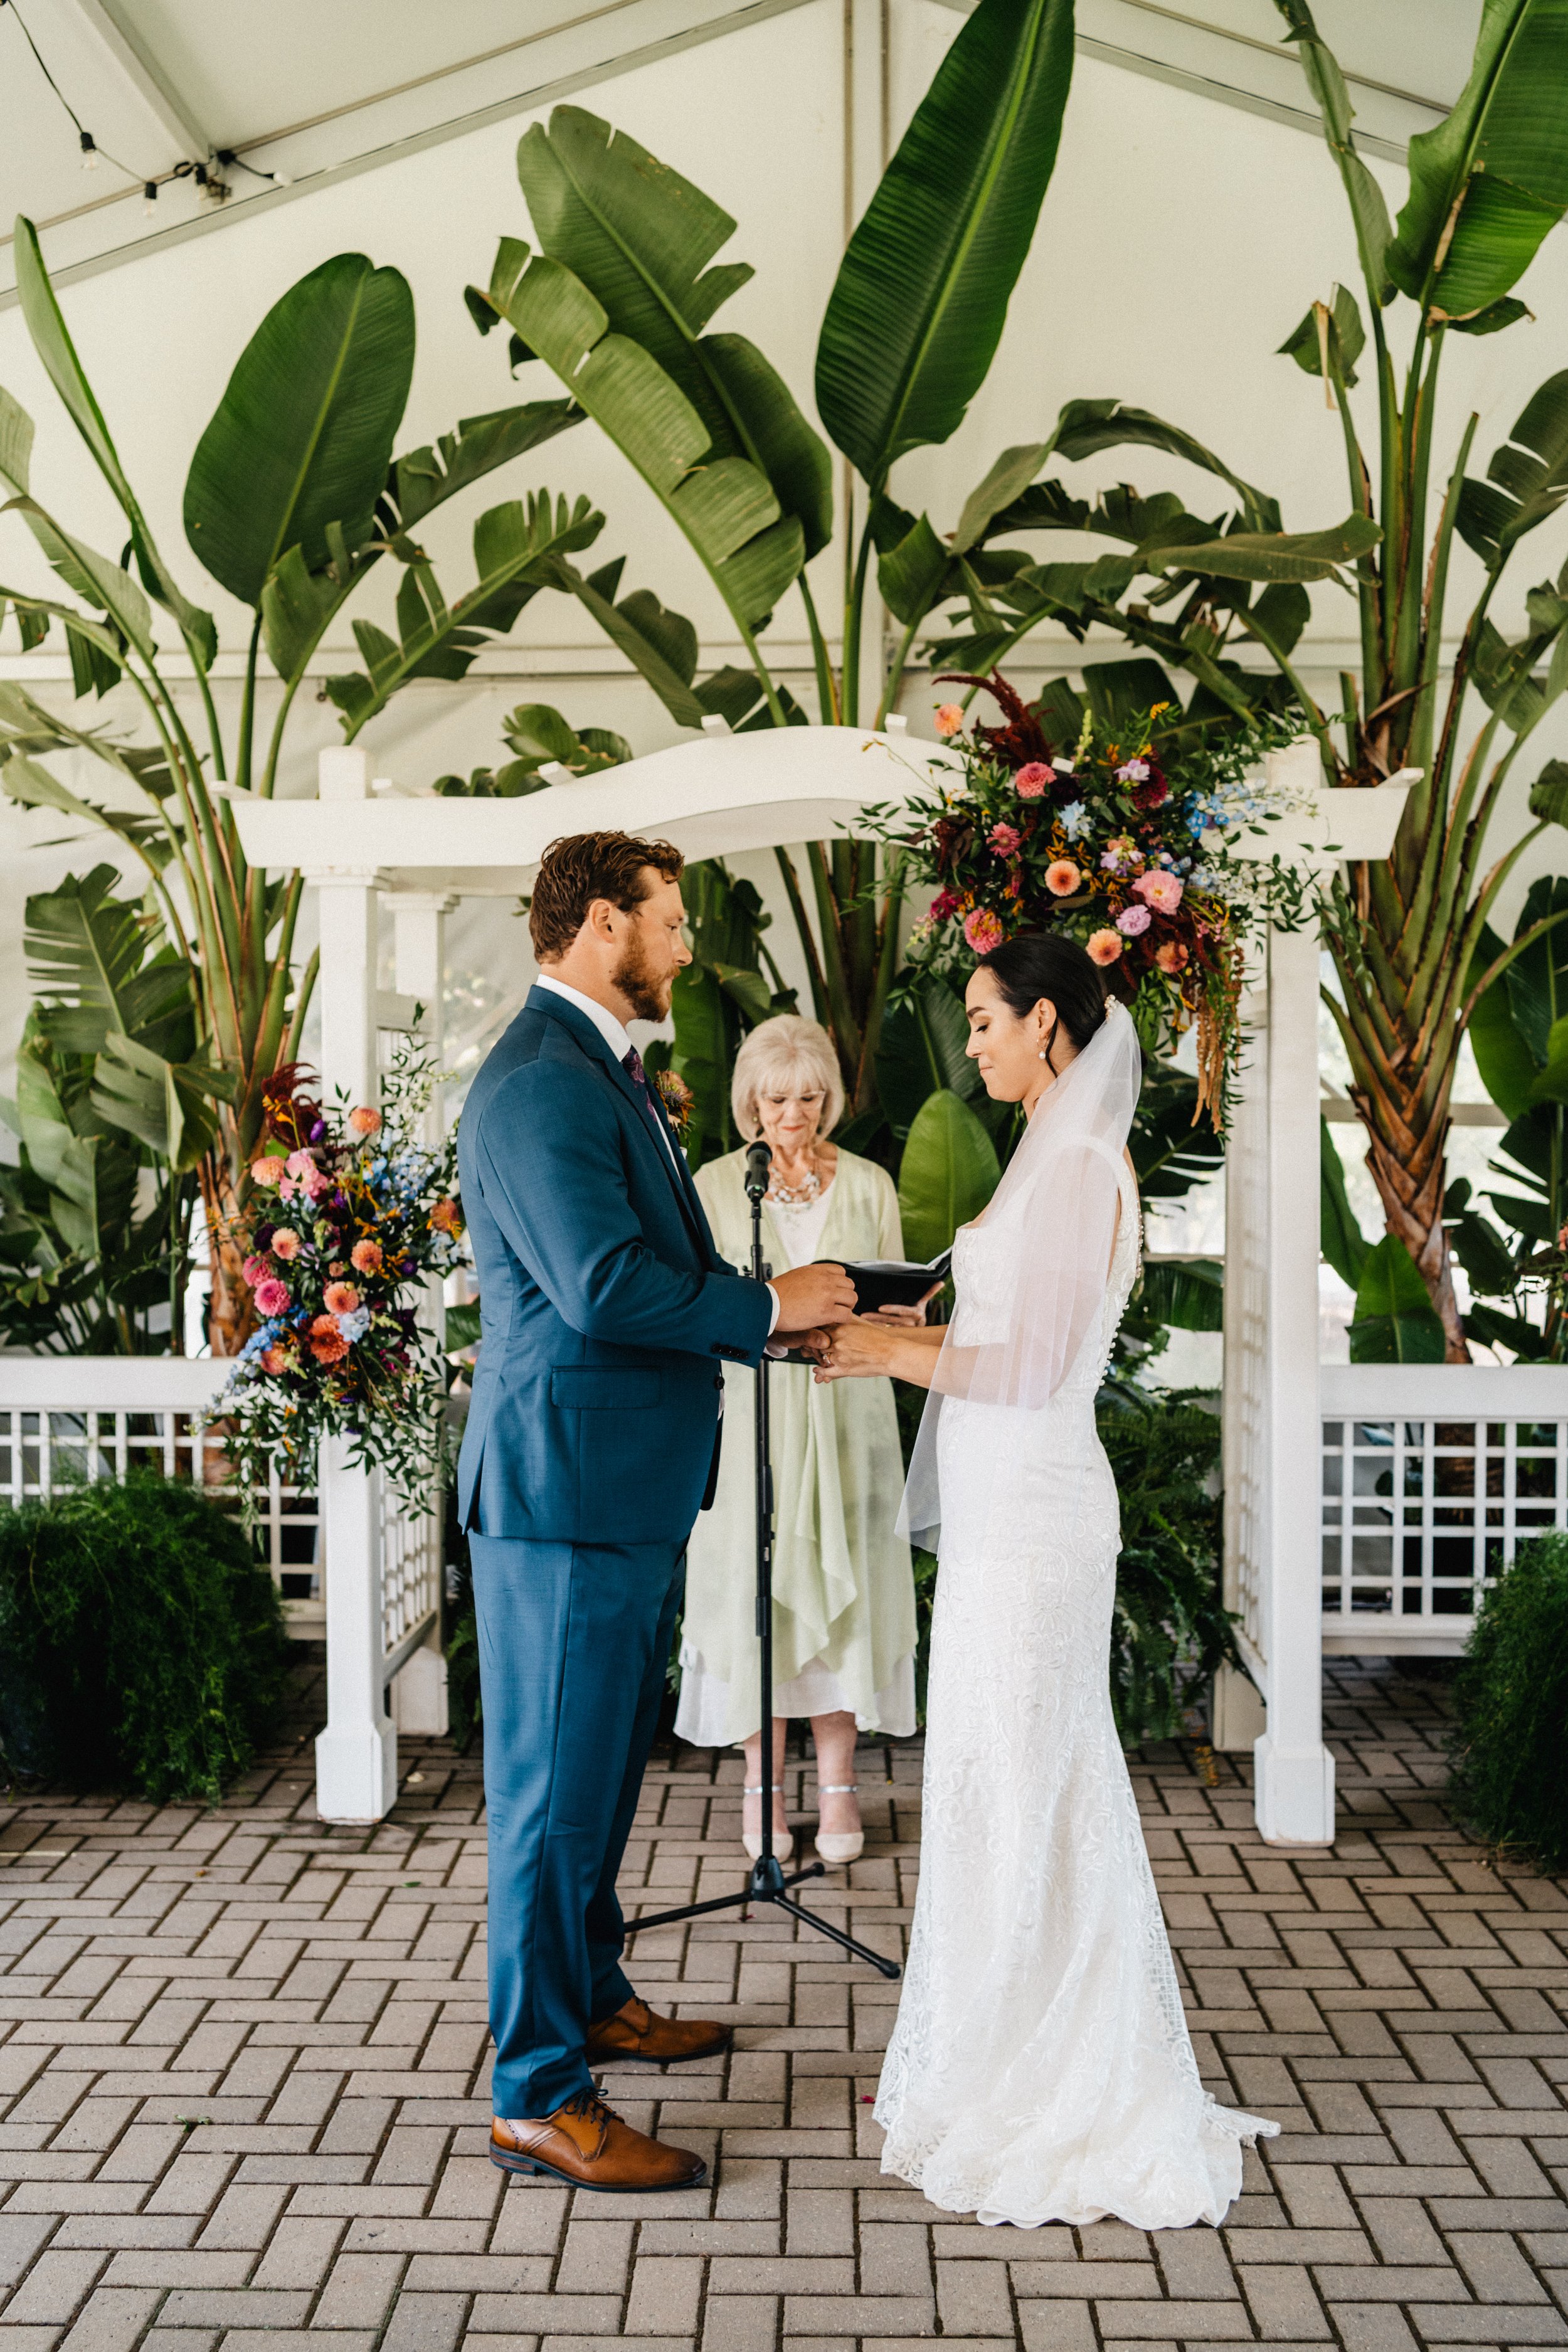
[1348,1236,1447,1362]
[432,702,631,797]
[896,1089,1001,1263]
[1448,1530,1568,1871]
[184,255,415,607]
[0,867,208,1353]
[1320,1117,1371,1290]
[1098,1380,1237,1744]
[1454,879,1568,1359]
[816,0,1075,490]
[0,1471,287,1801]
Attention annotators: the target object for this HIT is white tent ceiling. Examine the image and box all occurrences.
[2,0,1482,298]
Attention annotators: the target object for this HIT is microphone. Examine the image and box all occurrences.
[744,1140,771,1200]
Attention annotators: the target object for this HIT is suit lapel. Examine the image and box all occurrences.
[528,987,714,1261]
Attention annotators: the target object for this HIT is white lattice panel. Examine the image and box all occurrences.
[1320,1364,1568,1652]
[0,1362,326,1633]
[379,1476,442,1666]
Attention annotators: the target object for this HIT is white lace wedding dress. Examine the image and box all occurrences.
[875,1157,1276,2228]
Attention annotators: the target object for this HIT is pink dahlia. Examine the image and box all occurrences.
[270,1227,301,1261]
[253,1276,291,1316]
[1133,869,1184,913]
[1015,762,1050,798]
[351,1239,383,1275]
[963,907,1006,954]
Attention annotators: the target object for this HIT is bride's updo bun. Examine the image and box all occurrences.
[974,931,1108,1054]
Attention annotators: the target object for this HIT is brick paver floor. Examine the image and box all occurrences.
[0,1656,1563,2352]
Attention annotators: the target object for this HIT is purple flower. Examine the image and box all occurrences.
[1116,903,1152,936]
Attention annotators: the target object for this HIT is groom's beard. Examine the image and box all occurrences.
[612,926,672,1024]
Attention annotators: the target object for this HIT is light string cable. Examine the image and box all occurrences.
[0,0,291,213]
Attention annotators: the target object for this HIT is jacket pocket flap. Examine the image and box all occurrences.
[549,1366,663,1410]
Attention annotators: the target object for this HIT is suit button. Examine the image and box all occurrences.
[714,1374,724,1390]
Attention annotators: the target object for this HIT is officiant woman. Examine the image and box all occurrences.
[675,1015,918,1867]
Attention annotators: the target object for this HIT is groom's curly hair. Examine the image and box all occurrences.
[529,830,686,961]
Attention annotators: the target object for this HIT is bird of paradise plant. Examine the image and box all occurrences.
[896,0,1568,1357]
[0,225,590,1353]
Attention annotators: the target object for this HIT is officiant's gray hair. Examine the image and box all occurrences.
[732,1015,844,1142]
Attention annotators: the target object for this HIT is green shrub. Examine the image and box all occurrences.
[1448,1532,1568,1871]
[1097,1379,1239,1745]
[0,1471,287,1803]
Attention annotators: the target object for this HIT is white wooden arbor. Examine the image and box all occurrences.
[230,728,1406,1839]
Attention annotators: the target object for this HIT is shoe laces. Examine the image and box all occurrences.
[561,2087,617,2127]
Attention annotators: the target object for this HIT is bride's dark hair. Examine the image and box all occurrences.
[975,931,1108,1064]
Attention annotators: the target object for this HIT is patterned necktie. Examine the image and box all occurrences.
[622,1046,670,1149]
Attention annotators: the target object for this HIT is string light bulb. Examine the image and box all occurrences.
[142,179,158,215]
[78,129,98,168]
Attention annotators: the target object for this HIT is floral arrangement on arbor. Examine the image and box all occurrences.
[874,675,1315,1126]
[206,1049,464,1508]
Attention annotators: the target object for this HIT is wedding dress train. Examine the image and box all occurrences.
[875,1151,1276,2229]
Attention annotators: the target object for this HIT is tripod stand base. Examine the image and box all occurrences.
[626,1853,902,1979]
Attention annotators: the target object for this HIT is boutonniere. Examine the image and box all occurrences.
[653,1067,695,1142]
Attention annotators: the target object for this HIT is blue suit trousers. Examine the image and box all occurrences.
[471,1532,686,2119]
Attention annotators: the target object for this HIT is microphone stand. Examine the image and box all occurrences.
[625,1140,900,1978]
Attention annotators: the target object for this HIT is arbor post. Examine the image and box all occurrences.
[309,746,399,1823]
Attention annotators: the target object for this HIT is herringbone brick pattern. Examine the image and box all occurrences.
[0,1658,1562,2352]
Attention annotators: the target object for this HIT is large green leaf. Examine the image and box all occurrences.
[13,217,216,670]
[326,492,603,737]
[1051,400,1282,532]
[1278,284,1365,388]
[1273,3,1395,305]
[1470,962,1539,1123]
[8,498,154,659]
[23,866,187,1060]
[1150,514,1380,584]
[495,252,800,629]
[512,110,832,558]
[1456,370,1568,566]
[383,401,583,535]
[1386,0,1568,319]
[89,1032,232,1172]
[1347,1234,1447,1362]
[896,1088,1000,1262]
[1138,1257,1224,1331]
[1320,1116,1371,1289]
[0,384,33,497]
[184,254,415,607]
[876,973,980,1137]
[815,0,1075,488]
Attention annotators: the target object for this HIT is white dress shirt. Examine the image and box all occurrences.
[535,972,780,1332]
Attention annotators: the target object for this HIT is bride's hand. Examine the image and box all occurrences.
[812,1318,902,1380]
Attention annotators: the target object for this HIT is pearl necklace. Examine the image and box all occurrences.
[766,1155,822,1207]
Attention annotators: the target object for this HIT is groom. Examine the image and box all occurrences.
[457,830,856,2192]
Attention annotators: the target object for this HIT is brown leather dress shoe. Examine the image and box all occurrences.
[490,2089,705,2191]
[585,1993,732,2067]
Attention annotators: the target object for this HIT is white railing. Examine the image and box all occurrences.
[0,1357,326,1636]
[1321,1364,1568,1653]
[0,1358,447,1796]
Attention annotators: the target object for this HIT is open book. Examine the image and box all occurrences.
[823,1248,953,1316]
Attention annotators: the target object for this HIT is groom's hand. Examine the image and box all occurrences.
[770,1262,858,1332]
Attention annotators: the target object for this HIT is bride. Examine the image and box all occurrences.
[811,931,1274,2230]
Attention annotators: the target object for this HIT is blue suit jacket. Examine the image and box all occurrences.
[456,985,773,1543]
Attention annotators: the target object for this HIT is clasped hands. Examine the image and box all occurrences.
[768,1264,939,1380]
